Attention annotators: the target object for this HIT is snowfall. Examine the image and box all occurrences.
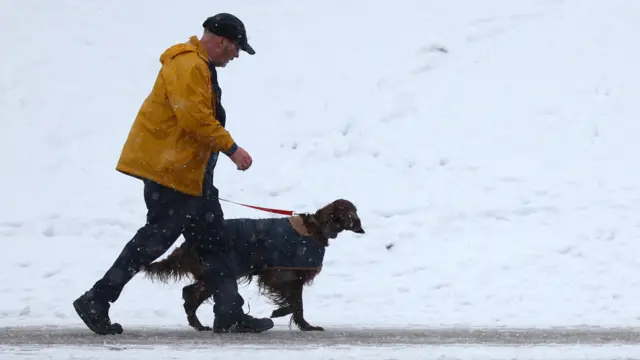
[2,0,640,358]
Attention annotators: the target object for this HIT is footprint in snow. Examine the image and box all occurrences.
[411,44,449,75]
[42,268,63,279]
[0,222,23,236]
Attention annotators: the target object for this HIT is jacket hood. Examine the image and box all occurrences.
[160,36,209,64]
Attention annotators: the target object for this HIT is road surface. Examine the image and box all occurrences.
[2,325,640,347]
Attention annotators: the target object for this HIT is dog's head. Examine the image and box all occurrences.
[313,199,365,240]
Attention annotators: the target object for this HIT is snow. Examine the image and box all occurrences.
[3,345,640,360]
[3,0,640,336]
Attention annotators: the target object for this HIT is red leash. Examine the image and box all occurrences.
[219,198,296,216]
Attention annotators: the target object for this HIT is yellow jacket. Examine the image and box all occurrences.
[116,36,236,196]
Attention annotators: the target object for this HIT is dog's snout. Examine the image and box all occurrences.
[352,218,365,234]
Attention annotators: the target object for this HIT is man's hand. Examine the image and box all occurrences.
[229,146,253,171]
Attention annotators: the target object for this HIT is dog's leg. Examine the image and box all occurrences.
[182,281,213,331]
[288,281,324,331]
[257,270,296,319]
[271,279,323,332]
[258,269,324,331]
[270,305,293,318]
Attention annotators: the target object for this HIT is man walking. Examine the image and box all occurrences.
[73,13,274,335]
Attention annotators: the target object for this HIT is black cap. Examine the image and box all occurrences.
[203,13,255,55]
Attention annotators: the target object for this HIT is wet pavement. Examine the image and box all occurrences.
[2,325,640,347]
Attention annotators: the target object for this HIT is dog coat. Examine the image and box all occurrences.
[225,217,326,275]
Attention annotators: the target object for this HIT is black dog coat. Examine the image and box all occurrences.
[225,217,326,276]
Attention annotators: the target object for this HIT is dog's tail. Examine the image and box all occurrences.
[142,242,199,284]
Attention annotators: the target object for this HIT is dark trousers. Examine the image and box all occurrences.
[90,179,245,322]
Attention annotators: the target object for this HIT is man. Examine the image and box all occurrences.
[73,13,274,335]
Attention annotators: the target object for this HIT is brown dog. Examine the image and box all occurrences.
[142,199,365,331]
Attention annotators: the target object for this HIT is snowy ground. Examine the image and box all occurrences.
[3,345,640,360]
[3,0,640,357]
[3,344,640,360]
[3,326,640,359]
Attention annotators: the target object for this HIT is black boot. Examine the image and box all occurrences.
[72,290,123,335]
[213,313,274,333]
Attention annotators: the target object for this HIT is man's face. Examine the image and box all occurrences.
[209,37,240,67]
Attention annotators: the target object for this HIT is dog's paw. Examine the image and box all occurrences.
[301,326,324,331]
[197,326,212,331]
[271,306,293,318]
